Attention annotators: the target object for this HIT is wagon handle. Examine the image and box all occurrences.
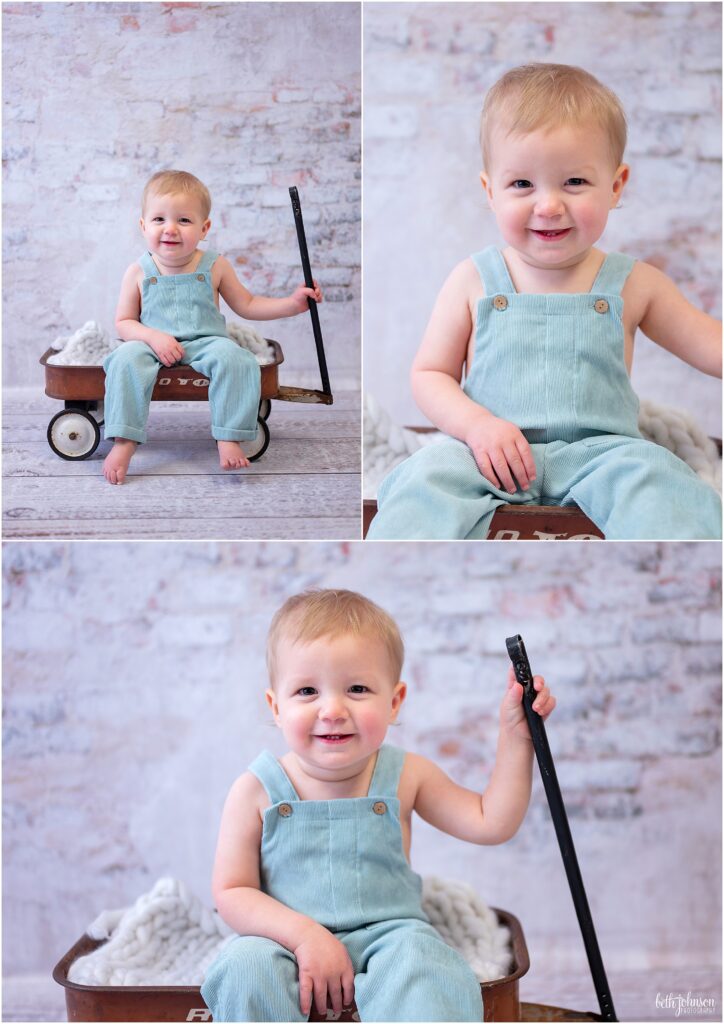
[505,635,618,1023]
[289,187,332,398]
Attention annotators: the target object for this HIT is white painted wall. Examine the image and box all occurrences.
[3,2,361,388]
[3,541,720,981]
[364,2,722,436]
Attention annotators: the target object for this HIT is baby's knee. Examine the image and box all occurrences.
[105,341,157,371]
[209,338,253,362]
[211,935,296,979]
[201,936,301,1022]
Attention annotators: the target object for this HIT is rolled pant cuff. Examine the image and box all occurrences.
[212,426,259,441]
[104,423,147,444]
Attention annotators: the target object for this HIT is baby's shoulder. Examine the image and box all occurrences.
[122,260,145,284]
[621,257,675,319]
[209,251,230,274]
[436,257,486,315]
[626,257,671,290]
[398,750,439,792]
[226,768,270,815]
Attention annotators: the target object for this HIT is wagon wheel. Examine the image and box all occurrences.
[246,417,271,463]
[47,409,101,461]
[258,399,271,422]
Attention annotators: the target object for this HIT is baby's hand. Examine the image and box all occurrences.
[465,413,536,494]
[147,332,185,367]
[289,279,323,314]
[501,666,556,742]
[294,922,355,1016]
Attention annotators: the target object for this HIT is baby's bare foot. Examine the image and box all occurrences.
[103,439,137,485]
[218,440,251,470]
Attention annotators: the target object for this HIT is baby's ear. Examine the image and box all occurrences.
[391,681,407,720]
[201,218,211,238]
[479,171,494,206]
[265,688,279,719]
[611,164,630,208]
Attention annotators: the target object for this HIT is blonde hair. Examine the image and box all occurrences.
[266,589,404,685]
[142,170,212,219]
[480,63,627,171]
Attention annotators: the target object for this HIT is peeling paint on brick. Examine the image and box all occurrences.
[364,2,722,436]
[3,2,361,386]
[2,540,721,974]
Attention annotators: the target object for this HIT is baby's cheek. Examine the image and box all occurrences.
[579,202,610,237]
[361,708,394,743]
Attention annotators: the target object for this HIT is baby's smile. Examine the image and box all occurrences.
[529,228,571,240]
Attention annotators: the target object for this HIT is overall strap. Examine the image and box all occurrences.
[591,252,636,296]
[248,751,299,804]
[138,252,159,278]
[470,246,516,295]
[367,744,405,798]
[196,249,218,275]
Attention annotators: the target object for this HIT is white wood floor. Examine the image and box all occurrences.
[3,388,361,540]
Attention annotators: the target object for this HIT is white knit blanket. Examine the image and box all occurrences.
[67,876,512,987]
[47,321,277,366]
[364,393,722,498]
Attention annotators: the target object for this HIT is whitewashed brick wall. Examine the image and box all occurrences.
[364,2,722,436]
[3,2,360,388]
[3,541,720,978]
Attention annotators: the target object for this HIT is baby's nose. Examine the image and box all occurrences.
[534,193,565,216]
[320,699,347,720]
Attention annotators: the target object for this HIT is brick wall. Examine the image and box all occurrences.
[3,540,720,975]
[364,2,722,436]
[3,2,360,388]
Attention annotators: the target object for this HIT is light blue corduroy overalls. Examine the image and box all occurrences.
[103,250,261,444]
[368,247,722,540]
[201,745,483,1023]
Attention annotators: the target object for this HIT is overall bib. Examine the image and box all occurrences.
[201,746,483,1022]
[103,250,261,444]
[368,247,722,540]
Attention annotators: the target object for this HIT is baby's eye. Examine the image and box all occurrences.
[295,686,317,697]
[179,218,192,223]
[566,178,587,187]
[349,684,370,694]
[511,179,533,189]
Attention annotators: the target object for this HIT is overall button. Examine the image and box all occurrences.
[493,295,508,311]
[594,299,609,314]
[372,801,387,815]
[149,277,158,285]
[278,803,293,817]
[197,274,205,281]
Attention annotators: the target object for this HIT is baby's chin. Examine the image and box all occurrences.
[512,241,595,271]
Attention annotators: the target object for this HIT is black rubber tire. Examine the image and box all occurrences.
[47,409,101,461]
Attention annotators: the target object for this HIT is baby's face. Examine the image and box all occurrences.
[480,122,629,271]
[266,632,406,776]
[140,191,211,266]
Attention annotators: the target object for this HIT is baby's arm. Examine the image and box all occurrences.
[212,771,354,1016]
[215,256,323,321]
[411,259,536,494]
[410,670,555,844]
[114,263,185,366]
[635,262,722,377]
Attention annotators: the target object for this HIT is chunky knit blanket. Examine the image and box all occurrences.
[47,321,277,366]
[67,876,512,987]
[364,393,722,498]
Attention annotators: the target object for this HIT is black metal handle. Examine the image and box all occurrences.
[506,635,618,1022]
[289,187,331,397]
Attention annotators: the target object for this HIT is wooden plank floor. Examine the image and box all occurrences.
[3,388,361,540]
